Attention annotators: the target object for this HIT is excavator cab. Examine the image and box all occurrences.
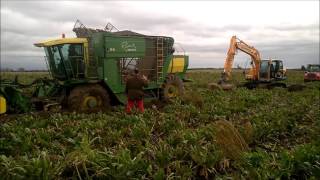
[259,59,286,82]
[272,60,286,80]
[259,60,271,82]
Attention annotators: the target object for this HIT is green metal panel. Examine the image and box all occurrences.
[183,56,189,72]
[103,58,122,93]
[100,36,146,94]
[179,55,189,79]
[92,33,107,58]
[89,32,189,103]
[114,93,127,104]
[105,36,146,58]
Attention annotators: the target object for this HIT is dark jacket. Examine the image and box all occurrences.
[125,75,148,100]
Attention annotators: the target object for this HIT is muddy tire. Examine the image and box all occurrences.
[68,84,110,112]
[162,75,184,100]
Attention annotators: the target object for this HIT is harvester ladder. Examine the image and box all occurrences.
[156,37,164,83]
[86,41,99,78]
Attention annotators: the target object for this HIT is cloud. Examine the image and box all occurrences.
[267,24,318,31]
[1,1,319,70]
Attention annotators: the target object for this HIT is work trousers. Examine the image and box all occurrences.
[126,99,144,113]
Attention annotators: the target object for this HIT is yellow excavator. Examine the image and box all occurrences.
[219,36,287,89]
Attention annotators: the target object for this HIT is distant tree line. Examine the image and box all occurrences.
[1,66,309,72]
[0,68,48,72]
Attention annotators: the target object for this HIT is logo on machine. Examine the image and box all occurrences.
[121,41,136,52]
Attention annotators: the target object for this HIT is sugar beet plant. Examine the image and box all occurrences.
[0,70,319,179]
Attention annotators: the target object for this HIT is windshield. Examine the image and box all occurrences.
[260,61,269,73]
[45,43,84,80]
[307,65,320,72]
[259,60,270,79]
[272,60,283,72]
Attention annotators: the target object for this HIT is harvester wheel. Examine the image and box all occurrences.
[162,75,184,100]
[68,84,110,112]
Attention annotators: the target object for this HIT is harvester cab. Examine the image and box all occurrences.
[34,38,88,80]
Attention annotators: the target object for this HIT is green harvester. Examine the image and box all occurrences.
[0,20,189,113]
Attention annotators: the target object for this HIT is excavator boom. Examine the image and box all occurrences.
[223,36,237,80]
[222,36,261,82]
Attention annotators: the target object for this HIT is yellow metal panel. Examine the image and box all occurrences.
[83,42,89,65]
[168,57,185,73]
[34,38,88,47]
[245,68,255,80]
[0,96,6,114]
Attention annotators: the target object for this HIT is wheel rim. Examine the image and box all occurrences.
[82,96,100,109]
[166,84,178,98]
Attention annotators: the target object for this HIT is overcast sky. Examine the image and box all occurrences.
[1,0,319,70]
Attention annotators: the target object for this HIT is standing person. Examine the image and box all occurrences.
[125,69,148,114]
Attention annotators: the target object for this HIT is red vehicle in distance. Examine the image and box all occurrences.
[304,64,320,82]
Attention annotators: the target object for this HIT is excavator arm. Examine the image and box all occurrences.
[222,36,261,82]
